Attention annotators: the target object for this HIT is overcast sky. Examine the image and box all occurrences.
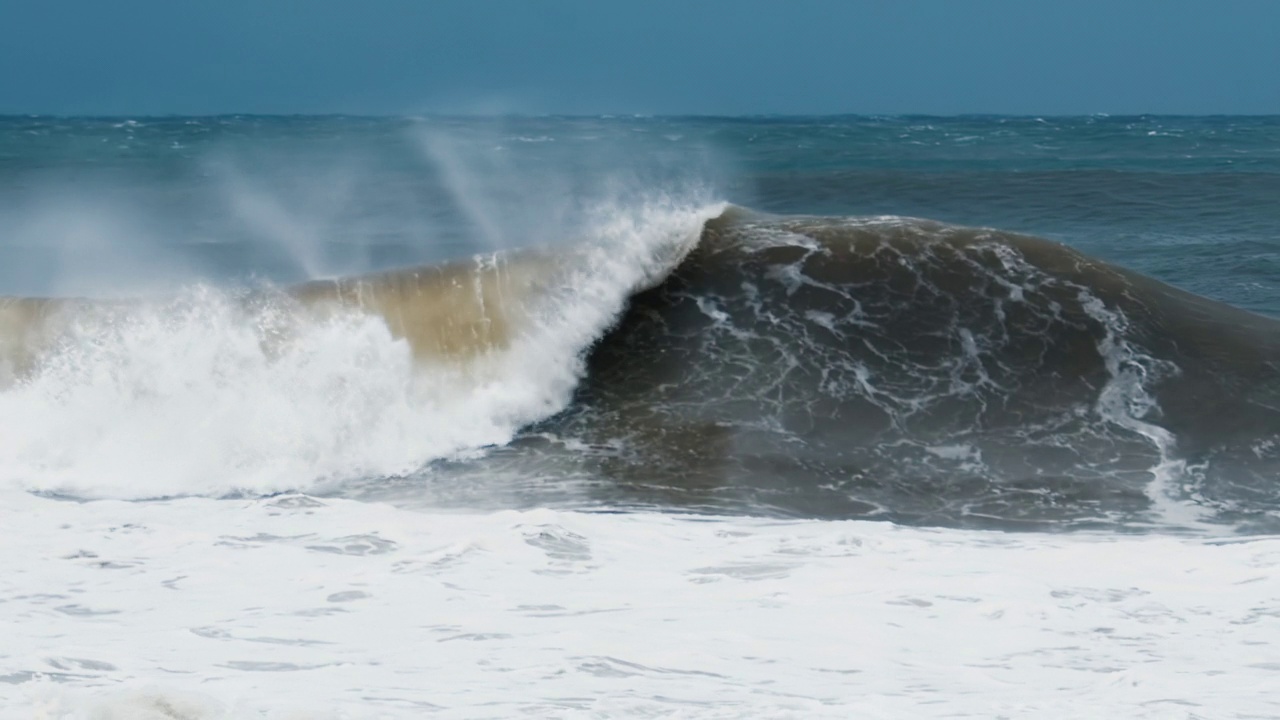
[2,0,1277,116]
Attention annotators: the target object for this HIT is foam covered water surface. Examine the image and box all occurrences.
[6,495,1279,719]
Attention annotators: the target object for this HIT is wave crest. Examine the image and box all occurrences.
[0,197,722,499]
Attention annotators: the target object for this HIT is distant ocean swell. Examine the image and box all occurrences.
[2,202,1278,530]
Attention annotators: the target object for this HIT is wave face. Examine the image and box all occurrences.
[418,210,1278,531]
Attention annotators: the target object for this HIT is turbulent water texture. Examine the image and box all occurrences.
[2,115,1279,718]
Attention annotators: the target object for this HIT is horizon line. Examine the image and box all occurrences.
[3,111,1280,122]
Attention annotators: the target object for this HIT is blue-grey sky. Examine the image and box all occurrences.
[2,0,1277,115]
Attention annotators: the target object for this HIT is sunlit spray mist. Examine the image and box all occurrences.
[0,120,726,499]
[409,119,725,255]
[0,193,200,299]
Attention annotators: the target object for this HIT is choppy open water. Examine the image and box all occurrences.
[2,116,1279,717]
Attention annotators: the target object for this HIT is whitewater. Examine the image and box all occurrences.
[8,498,1280,719]
[2,115,1279,718]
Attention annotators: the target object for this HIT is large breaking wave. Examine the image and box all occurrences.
[2,204,1279,530]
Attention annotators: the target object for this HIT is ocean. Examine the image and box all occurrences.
[1,115,1278,718]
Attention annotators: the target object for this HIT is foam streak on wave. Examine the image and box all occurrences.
[1077,291,1209,528]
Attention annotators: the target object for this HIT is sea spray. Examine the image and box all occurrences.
[0,195,724,499]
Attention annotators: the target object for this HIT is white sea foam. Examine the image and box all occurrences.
[3,494,1277,719]
[1079,290,1212,530]
[0,196,723,500]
